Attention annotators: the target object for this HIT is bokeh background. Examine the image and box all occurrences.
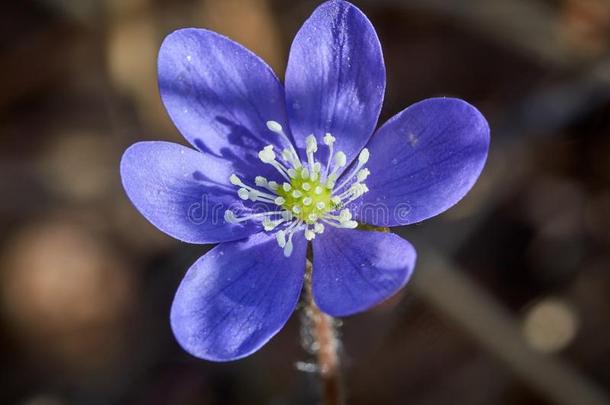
[1,0,610,404]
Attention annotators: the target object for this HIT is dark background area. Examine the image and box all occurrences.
[1,0,609,404]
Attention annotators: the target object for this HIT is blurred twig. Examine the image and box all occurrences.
[412,250,610,405]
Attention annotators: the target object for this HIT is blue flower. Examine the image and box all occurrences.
[120,0,489,361]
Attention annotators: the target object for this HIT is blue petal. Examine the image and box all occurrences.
[285,0,385,170]
[312,228,416,317]
[120,141,262,244]
[158,28,292,181]
[353,98,490,226]
[171,232,307,361]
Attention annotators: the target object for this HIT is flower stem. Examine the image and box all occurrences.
[303,260,344,405]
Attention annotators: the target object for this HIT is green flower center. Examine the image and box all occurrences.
[275,169,336,224]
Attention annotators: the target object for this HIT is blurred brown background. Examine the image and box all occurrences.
[1,0,610,404]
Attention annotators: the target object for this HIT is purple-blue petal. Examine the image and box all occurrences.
[120,141,261,244]
[170,232,307,361]
[353,98,490,226]
[158,28,292,181]
[285,0,385,169]
[312,228,416,317]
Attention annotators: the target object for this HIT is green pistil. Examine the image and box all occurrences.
[276,172,335,224]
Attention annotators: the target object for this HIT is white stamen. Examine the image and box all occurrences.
[324,133,335,180]
[224,210,237,223]
[276,230,286,248]
[334,151,347,168]
[323,133,335,146]
[266,120,283,133]
[255,176,267,186]
[266,120,300,167]
[304,228,316,241]
[258,145,276,163]
[358,148,370,164]
[284,239,293,257]
[227,123,371,255]
[335,148,371,191]
[339,209,352,222]
[357,168,370,182]
[238,188,249,200]
[229,174,242,186]
[306,135,318,153]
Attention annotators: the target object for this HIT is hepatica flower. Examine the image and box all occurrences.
[121,0,489,361]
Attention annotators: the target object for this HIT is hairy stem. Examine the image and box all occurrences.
[303,260,343,405]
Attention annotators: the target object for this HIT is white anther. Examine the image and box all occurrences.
[276,230,286,248]
[314,186,323,195]
[316,201,326,210]
[334,151,347,167]
[302,197,313,206]
[301,167,310,179]
[258,145,276,163]
[306,135,318,153]
[283,182,292,192]
[224,210,237,223]
[339,209,352,222]
[304,229,316,241]
[255,176,268,186]
[229,174,241,186]
[350,183,366,196]
[292,206,301,214]
[287,168,297,178]
[358,148,370,164]
[343,220,358,229]
[282,149,294,162]
[266,121,283,133]
[314,223,325,233]
[281,211,293,220]
[331,196,341,205]
[262,217,275,231]
[308,213,318,222]
[268,181,279,190]
[323,133,336,146]
[238,188,249,200]
[357,168,370,182]
[283,238,294,257]
[274,196,286,205]
[292,190,303,198]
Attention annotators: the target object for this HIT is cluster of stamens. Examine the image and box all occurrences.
[224,121,370,257]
